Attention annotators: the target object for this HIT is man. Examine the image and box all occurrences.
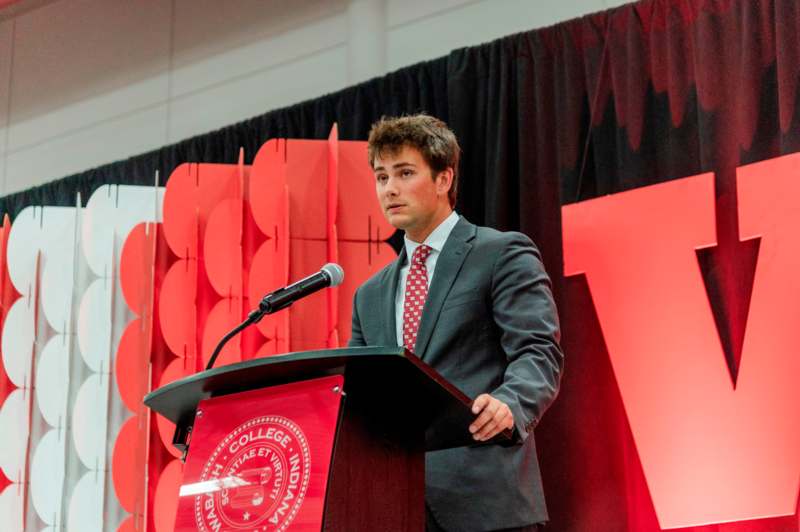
[348,114,563,532]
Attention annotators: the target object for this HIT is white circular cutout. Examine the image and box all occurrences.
[40,251,75,334]
[2,298,35,388]
[66,471,103,532]
[77,279,112,372]
[82,185,117,277]
[29,428,66,526]
[82,184,162,277]
[37,207,78,333]
[6,206,42,294]
[35,336,70,428]
[0,485,24,532]
[7,207,77,330]
[0,389,30,480]
[72,373,108,469]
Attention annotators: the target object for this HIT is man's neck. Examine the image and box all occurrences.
[405,207,453,243]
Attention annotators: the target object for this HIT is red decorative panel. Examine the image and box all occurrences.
[0,214,18,497]
[115,319,151,414]
[562,158,800,528]
[112,416,148,514]
[158,259,198,360]
[155,358,194,460]
[153,459,183,532]
[117,220,164,531]
[249,139,290,353]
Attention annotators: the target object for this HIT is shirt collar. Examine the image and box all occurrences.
[403,210,460,259]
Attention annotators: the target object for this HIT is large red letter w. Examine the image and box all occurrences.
[562,155,800,528]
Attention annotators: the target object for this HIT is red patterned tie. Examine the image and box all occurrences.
[402,244,432,351]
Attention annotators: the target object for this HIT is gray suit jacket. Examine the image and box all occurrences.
[348,217,563,531]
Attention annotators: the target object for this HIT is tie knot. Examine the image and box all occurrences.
[412,244,432,265]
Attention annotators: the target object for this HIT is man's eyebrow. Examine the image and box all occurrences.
[373,161,416,170]
[373,161,417,172]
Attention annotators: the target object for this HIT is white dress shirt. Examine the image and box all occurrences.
[395,210,460,346]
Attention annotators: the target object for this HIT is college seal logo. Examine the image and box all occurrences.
[194,415,311,531]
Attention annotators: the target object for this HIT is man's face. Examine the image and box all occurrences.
[373,145,450,240]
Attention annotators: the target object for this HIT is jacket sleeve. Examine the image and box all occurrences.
[347,287,367,347]
[489,232,564,440]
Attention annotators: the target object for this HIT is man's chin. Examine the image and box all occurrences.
[385,213,411,230]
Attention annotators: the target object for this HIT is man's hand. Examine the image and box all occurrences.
[469,394,514,442]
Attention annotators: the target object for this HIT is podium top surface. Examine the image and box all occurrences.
[144,346,512,451]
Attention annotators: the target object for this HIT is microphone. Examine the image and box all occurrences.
[257,263,344,315]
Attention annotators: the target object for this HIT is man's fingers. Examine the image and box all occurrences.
[473,401,514,441]
[469,394,515,440]
[476,419,498,440]
[476,406,512,440]
[478,407,507,439]
[469,399,499,434]
[471,394,490,414]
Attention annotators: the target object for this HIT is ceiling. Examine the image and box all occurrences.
[0,0,59,21]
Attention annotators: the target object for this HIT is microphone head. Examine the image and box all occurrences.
[321,263,344,287]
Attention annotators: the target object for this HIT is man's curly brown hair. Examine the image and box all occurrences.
[367,114,460,208]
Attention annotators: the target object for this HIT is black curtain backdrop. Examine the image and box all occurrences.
[6,0,800,529]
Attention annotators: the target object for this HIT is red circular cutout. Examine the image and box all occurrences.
[162,164,198,258]
[155,358,192,458]
[201,299,242,368]
[248,242,289,340]
[112,416,146,513]
[115,319,150,413]
[163,163,241,258]
[249,138,289,235]
[158,260,197,358]
[204,199,243,297]
[153,459,183,532]
[120,222,156,315]
[254,338,283,358]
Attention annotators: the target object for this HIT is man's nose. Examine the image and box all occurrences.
[383,176,399,196]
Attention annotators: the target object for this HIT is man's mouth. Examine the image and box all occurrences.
[386,204,405,212]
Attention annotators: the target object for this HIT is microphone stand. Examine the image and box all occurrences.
[174,308,264,460]
[204,308,263,371]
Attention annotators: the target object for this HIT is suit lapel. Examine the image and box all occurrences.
[414,218,476,359]
[381,247,405,345]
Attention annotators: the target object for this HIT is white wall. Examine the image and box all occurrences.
[0,0,633,196]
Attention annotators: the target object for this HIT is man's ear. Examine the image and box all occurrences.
[436,168,454,197]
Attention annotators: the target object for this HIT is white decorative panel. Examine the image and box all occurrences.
[77,279,112,373]
[82,184,164,277]
[67,472,103,532]
[72,373,109,469]
[35,338,69,428]
[0,389,29,481]
[29,429,66,527]
[2,299,35,388]
[0,484,24,532]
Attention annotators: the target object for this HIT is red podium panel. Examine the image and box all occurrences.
[174,375,343,531]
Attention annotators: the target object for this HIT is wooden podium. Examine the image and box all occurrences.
[144,346,512,531]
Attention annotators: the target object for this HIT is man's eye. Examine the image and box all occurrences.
[401,169,414,177]
[376,175,388,184]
